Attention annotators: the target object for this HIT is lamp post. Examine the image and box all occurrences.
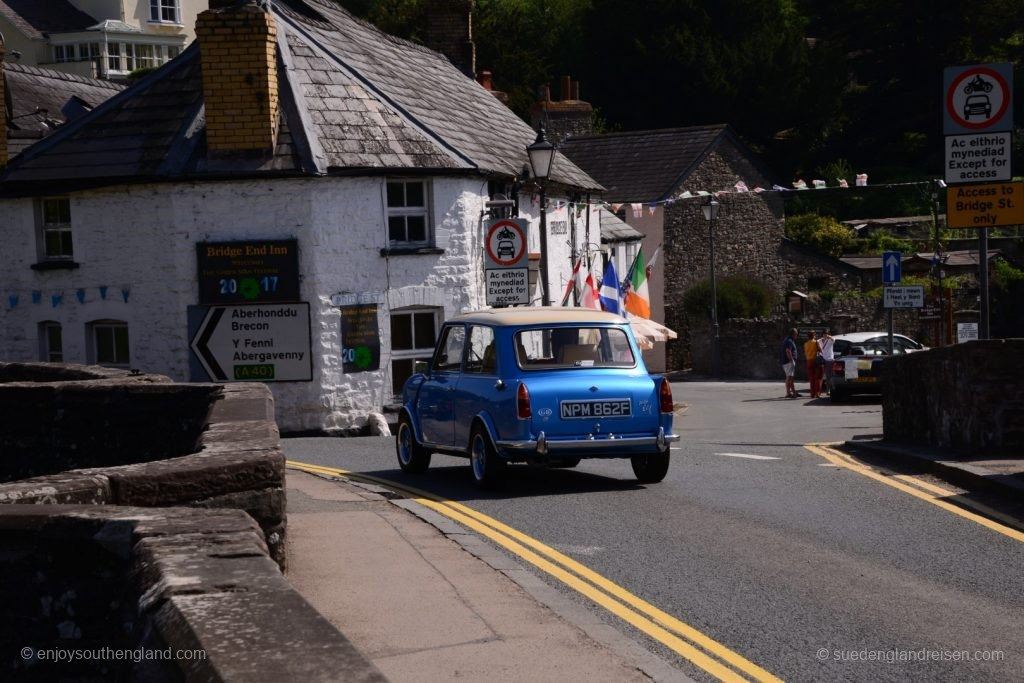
[527,127,556,307]
[702,196,721,377]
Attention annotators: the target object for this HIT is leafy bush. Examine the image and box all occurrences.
[785,213,854,257]
[856,231,916,254]
[683,276,774,320]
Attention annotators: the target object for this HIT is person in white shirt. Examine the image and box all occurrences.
[818,329,835,396]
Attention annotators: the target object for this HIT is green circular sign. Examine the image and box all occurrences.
[239,277,261,300]
[354,346,372,369]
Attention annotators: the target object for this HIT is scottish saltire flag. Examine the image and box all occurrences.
[623,248,650,319]
[599,258,621,314]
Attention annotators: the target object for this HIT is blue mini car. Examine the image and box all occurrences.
[396,307,680,487]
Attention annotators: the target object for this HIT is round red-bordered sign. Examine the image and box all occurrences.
[946,66,1010,130]
[485,220,527,267]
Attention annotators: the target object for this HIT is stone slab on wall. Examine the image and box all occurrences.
[1,505,385,682]
[0,362,219,483]
[0,366,287,568]
[882,339,1024,454]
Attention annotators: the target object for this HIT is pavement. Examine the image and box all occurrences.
[284,468,688,683]
[843,437,1024,500]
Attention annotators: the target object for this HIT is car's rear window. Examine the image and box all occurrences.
[515,327,635,369]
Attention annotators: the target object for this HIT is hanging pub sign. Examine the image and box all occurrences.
[196,239,300,304]
[340,304,381,373]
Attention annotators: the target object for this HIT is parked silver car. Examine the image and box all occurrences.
[829,332,926,402]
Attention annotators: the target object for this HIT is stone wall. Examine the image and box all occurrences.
[0,363,287,567]
[1,505,385,682]
[882,339,1024,454]
[0,365,217,482]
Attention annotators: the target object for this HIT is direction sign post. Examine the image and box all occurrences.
[883,285,925,308]
[189,302,312,382]
[882,251,901,284]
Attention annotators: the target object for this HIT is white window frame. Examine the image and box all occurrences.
[88,320,130,367]
[389,307,441,396]
[386,179,432,247]
[150,0,181,24]
[53,44,75,63]
[37,197,73,261]
[39,322,64,362]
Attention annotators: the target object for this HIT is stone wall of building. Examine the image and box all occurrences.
[882,339,1024,453]
[0,175,597,432]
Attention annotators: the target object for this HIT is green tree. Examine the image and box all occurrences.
[785,214,854,257]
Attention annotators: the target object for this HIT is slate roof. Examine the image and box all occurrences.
[0,0,97,39]
[839,250,1000,271]
[559,125,743,203]
[4,63,125,159]
[1,0,600,192]
[599,207,642,243]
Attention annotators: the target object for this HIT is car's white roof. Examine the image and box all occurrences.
[449,306,627,326]
[834,332,914,342]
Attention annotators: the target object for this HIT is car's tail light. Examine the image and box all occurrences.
[517,382,531,419]
[832,361,845,376]
[659,379,674,414]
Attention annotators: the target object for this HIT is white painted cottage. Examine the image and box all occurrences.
[0,0,602,433]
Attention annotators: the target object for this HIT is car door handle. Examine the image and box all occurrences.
[494,379,505,390]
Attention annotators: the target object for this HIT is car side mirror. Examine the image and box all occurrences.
[414,360,429,375]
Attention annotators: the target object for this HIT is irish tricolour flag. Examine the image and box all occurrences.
[623,248,651,318]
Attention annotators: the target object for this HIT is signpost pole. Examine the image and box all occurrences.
[979,228,990,339]
[887,294,894,355]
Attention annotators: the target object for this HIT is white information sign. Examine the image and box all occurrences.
[486,268,529,306]
[191,303,312,382]
[883,285,925,309]
[945,132,1012,184]
[957,322,979,344]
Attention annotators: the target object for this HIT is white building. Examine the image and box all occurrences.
[0,0,206,79]
[0,0,602,433]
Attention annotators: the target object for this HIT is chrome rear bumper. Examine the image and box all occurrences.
[497,427,680,455]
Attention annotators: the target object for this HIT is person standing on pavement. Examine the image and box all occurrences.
[818,328,835,396]
[803,330,822,399]
[781,328,799,398]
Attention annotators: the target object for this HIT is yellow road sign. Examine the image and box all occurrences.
[946,181,1024,228]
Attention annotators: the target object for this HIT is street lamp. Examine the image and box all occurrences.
[527,126,556,307]
[702,196,721,377]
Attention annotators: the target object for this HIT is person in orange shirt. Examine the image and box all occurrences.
[803,330,822,399]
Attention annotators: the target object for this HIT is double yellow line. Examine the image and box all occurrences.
[288,459,780,683]
[804,443,1024,543]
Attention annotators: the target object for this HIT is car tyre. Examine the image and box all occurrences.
[631,449,670,483]
[830,388,846,403]
[470,424,505,488]
[396,413,431,473]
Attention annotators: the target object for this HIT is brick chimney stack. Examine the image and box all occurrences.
[530,75,592,143]
[424,0,475,78]
[1,40,7,168]
[195,1,279,154]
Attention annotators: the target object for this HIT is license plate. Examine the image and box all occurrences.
[851,376,878,383]
[560,399,631,419]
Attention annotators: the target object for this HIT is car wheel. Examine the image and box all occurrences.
[470,425,505,488]
[830,388,846,403]
[631,449,670,484]
[396,413,431,473]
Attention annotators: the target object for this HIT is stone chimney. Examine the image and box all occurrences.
[195,1,279,154]
[529,75,592,143]
[0,40,7,168]
[476,69,508,104]
[424,0,475,78]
